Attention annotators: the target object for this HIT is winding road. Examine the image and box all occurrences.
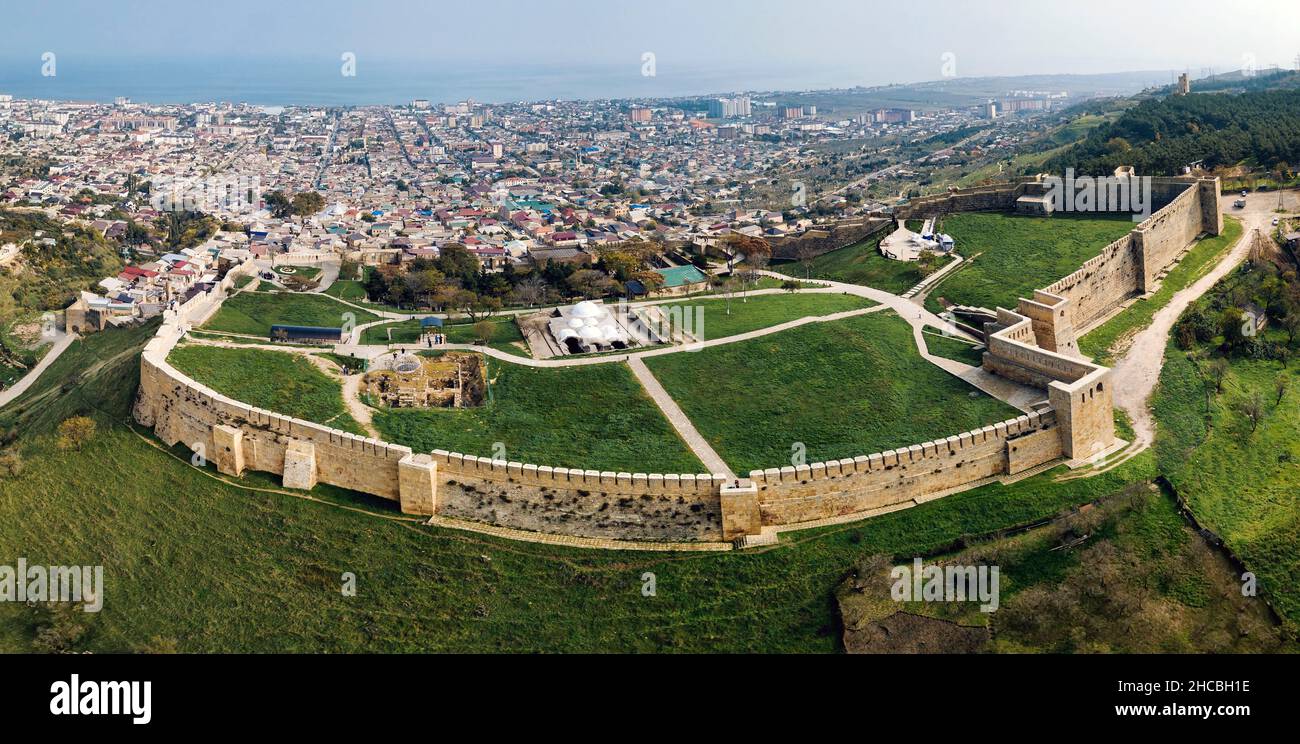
[1108,193,1280,455]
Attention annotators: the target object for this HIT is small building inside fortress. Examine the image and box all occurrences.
[547,300,635,355]
[363,352,485,408]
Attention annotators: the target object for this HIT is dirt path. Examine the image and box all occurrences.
[1108,196,1275,455]
[0,330,76,410]
[337,371,380,439]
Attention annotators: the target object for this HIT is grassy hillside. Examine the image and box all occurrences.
[1153,261,1300,632]
[644,311,1019,473]
[10,319,1274,653]
[0,320,1157,651]
[774,232,935,294]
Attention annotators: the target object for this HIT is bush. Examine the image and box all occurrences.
[56,416,97,451]
[0,448,22,478]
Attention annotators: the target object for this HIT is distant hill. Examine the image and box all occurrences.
[1045,86,1300,176]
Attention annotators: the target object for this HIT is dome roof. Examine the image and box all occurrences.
[571,300,603,319]
[557,328,578,341]
[568,317,585,329]
[578,326,602,341]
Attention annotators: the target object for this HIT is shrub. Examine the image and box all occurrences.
[0,448,22,478]
[56,416,97,451]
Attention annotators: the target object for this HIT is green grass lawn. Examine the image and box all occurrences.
[167,344,365,435]
[203,292,380,337]
[923,332,986,366]
[323,279,368,303]
[651,292,875,340]
[1079,217,1242,364]
[923,212,1134,313]
[371,356,703,473]
[644,311,1020,473]
[774,232,939,294]
[275,265,322,280]
[0,321,1191,653]
[361,316,528,356]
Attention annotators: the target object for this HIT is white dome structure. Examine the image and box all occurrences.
[571,301,603,319]
[548,299,636,355]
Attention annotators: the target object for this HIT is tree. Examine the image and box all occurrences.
[793,242,817,279]
[510,275,549,307]
[1218,308,1248,350]
[599,250,642,281]
[56,416,97,451]
[568,269,617,299]
[404,269,445,309]
[630,270,665,296]
[453,291,501,323]
[289,191,326,217]
[1238,390,1264,434]
[1208,358,1229,394]
[473,320,497,345]
[263,190,291,219]
[434,243,480,282]
[781,280,801,293]
[1282,311,1300,345]
[1275,374,1290,405]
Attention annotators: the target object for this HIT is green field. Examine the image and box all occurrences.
[167,344,365,436]
[644,311,1020,473]
[923,212,1134,313]
[652,292,876,340]
[361,316,526,356]
[372,356,702,473]
[774,232,938,294]
[1079,217,1242,364]
[922,332,986,366]
[203,292,380,337]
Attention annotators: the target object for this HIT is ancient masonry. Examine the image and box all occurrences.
[133,177,1221,546]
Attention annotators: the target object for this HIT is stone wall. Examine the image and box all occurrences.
[1037,176,1222,333]
[768,217,891,261]
[747,410,1062,525]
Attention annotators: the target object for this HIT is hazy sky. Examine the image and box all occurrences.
[1,0,1297,86]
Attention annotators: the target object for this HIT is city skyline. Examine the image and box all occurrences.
[1,0,1297,106]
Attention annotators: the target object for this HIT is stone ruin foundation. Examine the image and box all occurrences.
[363,352,486,409]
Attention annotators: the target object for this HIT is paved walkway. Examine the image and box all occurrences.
[0,330,76,410]
[626,357,735,479]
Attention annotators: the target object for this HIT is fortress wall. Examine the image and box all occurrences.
[748,410,1061,525]
[1035,177,1220,333]
[137,336,728,540]
[896,182,1023,219]
[769,217,891,262]
[1134,181,1212,291]
[428,451,725,541]
[1041,234,1141,332]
